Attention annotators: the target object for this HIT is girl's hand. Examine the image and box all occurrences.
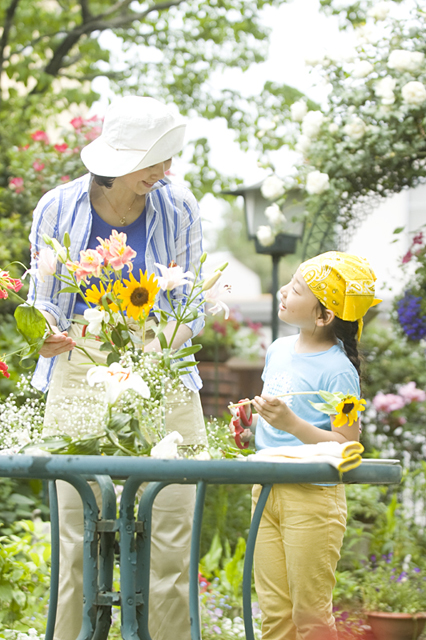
[39,327,76,358]
[252,394,295,432]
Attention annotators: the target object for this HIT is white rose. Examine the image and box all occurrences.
[265,203,286,227]
[353,60,374,78]
[290,100,308,122]
[367,1,391,20]
[374,76,396,105]
[388,50,424,73]
[260,175,285,200]
[256,225,275,247]
[295,134,311,155]
[344,117,366,139]
[328,123,339,134]
[306,170,330,195]
[401,81,426,106]
[302,110,325,138]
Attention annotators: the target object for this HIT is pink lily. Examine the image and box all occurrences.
[37,248,57,282]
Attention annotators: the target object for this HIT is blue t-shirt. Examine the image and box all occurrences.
[74,205,147,315]
[255,334,361,451]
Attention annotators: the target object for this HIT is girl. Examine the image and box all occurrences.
[234,251,381,640]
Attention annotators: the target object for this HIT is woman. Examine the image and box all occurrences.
[28,95,206,640]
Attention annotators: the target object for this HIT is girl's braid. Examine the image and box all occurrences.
[331,316,362,381]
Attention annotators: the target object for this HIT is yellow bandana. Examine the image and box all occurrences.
[299,251,382,340]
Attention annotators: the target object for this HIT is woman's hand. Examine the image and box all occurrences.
[39,327,76,358]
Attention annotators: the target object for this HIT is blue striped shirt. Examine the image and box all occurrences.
[28,173,205,393]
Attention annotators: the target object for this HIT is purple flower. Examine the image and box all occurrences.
[212,625,222,634]
[397,292,426,341]
[414,568,421,573]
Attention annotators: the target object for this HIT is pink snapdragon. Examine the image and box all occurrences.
[372,392,406,413]
[9,177,24,193]
[154,262,194,291]
[37,247,57,282]
[398,382,426,403]
[0,270,23,298]
[31,130,49,144]
[96,230,136,272]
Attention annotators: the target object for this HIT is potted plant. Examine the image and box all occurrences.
[360,553,426,640]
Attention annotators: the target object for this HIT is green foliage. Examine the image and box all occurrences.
[0,479,49,536]
[0,520,50,632]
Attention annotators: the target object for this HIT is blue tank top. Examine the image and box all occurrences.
[74,204,147,315]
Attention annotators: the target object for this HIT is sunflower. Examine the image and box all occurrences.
[84,282,119,312]
[333,395,366,428]
[117,269,160,320]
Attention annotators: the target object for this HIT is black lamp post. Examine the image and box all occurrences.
[224,183,305,341]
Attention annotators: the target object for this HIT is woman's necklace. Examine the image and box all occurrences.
[102,188,137,226]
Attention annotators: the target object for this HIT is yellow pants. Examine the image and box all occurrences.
[252,483,346,640]
[44,320,207,640]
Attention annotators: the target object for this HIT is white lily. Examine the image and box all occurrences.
[154,262,194,291]
[150,431,183,459]
[204,279,231,318]
[84,307,106,336]
[87,362,150,406]
[51,238,68,263]
[37,247,57,282]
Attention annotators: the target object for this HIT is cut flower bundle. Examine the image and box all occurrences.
[0,230,229,457]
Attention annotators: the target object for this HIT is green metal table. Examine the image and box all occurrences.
[0,455,402,640]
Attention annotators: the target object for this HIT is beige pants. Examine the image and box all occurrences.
[45,321,206,640]
[252,483,347,640]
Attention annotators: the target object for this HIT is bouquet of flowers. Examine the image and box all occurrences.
[0,231,229,457]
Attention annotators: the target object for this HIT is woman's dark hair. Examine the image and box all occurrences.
[319,303,362,381]
[92,174,115,189]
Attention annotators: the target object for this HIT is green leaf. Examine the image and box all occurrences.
[172,344,202,359]
[157,331,168,351]
[14,304,46,344]
[99,342,114,352]
[58,285,80,294]
[393,226,405,235]
[107,351,121,366]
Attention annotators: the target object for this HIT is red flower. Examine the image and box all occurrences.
[70,117,84,130]
[31,130,49,144]
[413,232,423,245]
[9,177,24,193]
[60,175,70,182]
[54,143,68,153]
[33,160,45,172]
[0,270,23,298]
[198,572,210,593]
[0,360,10,378]
[402,250,412,264]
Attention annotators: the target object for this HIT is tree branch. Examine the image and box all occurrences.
[0,0,21,81]
[79,0,92,22]
[34,0,187,85]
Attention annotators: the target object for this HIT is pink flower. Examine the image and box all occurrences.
[0,270,23,298]
[0,359,10,379]
[60,175,70,182]
[31,130,49,144]
[84,125,102,141]
[54,143,68,153]
[33,160,45,172]
[9,177,24,193]
[70,117,84,130]
[96,230,136,272]
[398,382,426,403]
[372,392,406,413]
[402,250,412,264]
[412,232,423,245]
[78,249,104,277]
[154,262,194,290]
[204,280,231,318]
[37,247,57,282]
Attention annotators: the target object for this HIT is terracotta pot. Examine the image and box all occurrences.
[366,611,426,640]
